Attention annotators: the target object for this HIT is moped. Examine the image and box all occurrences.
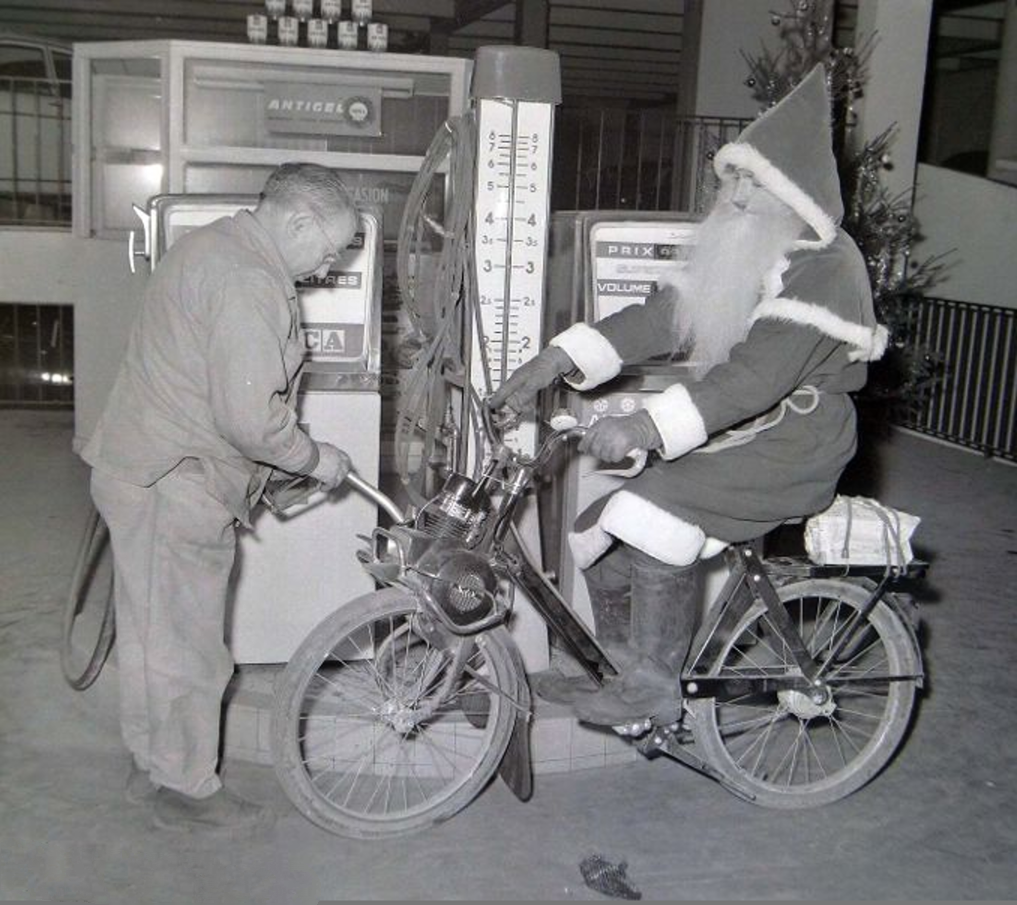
[268,417,925,839]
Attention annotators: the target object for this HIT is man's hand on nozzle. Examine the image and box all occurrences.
[310,442,352,490]
[579,410,662,463]
[487,345,574,418]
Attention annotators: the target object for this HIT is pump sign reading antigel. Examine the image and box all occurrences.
[589,222,699,320]
[265,83,382,137]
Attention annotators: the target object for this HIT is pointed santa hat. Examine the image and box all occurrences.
[713,63,843,249]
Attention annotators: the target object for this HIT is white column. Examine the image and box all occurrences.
[852,0,934,201]
[988,0,1017,185]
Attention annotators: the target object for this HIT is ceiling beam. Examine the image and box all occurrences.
[430,0,514,35]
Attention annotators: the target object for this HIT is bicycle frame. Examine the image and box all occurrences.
[355,425,925,729]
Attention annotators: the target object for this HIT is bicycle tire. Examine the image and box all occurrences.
[60,505,116,690]
[271,587,519,839]
[688,578,919,808]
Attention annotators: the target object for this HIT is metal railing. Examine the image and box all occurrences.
[0,76,72,226]
[0,303,74,408]
[551,109,751,213]
[896,296,1016,461]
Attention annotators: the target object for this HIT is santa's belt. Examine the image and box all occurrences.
[695,385,822,455]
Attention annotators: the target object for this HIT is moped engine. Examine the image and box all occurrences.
[412,473,500,629]
[415,545,499,629]
[415,473,491,545]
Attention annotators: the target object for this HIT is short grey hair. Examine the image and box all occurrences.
[260,162,357,219]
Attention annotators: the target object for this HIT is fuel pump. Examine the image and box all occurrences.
[392,46,561,668]
[467,47,559,460]
[394,46,560,486]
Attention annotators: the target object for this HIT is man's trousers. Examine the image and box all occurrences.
[91,461,236,798]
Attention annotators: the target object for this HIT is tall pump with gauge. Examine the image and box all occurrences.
[468,47,560,461]
[392,47,561,668]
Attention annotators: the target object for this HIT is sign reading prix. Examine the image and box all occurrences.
[265,84,382,137]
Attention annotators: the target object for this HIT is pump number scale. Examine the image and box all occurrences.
[471,97,554,456]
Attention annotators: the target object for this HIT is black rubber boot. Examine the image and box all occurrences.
[532,583,631,705]
[572,556,699,726]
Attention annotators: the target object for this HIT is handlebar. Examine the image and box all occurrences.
[345,472,406,524]
[265,418,588,523]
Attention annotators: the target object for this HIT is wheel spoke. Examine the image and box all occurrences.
[691,579,918,803]
[274,593,519,836]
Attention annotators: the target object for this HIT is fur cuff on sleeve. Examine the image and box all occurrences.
[549,323,623,391]
[642,382,708,460]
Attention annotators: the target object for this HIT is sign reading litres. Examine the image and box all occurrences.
[265,84,382,137]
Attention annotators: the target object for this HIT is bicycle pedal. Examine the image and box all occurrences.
[612,718,652,738]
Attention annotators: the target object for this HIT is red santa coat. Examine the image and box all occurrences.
[549,228,886,568]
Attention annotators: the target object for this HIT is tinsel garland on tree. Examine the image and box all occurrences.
[742,0,945,410]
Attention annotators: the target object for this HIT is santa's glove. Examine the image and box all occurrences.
[309,442,352,490]
[579,410,663,463]
[487,346,574,418]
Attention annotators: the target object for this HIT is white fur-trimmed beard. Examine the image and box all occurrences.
[672,200,804,376]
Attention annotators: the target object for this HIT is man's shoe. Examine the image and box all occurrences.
[152,788,275,836]
[125,762,158,804]
[571,664,680,727]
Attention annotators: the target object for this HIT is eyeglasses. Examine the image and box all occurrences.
[307,209,344,257]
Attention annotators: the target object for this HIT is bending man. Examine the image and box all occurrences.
[82,163,358,832]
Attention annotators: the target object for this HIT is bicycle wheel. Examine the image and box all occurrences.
[689,579,919,808]
[271,588,519,839]
[61,505,116,690]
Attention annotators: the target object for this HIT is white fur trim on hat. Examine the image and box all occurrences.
[568,523,615,571]
[641,382,708,460]
[550,322,623,391]
[599,490,706,567]
[751,298,889,362]
[714,143,837,250]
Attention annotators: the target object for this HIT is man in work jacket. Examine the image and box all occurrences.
[490,65,888,726]
[81,163,358,833]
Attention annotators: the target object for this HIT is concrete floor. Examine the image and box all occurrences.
[2,408,1016,902]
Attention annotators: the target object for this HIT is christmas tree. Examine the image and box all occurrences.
[742,0,945,413]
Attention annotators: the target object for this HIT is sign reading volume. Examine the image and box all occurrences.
[588,221,698,320]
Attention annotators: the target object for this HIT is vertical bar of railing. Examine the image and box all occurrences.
[615,110,625,208]
[983,307,1003,450]
[57,92,68,221]
[1003,314,1016,456]
[12,306,22,403]
[33,305,43,403]
[635,110,645,211]
[573,112,585,210]
[9,77,19,218]
[957,303,977,444]
[934,302,951,436]
[659,113,667,209]
[31,81,41,217]
[918,298,936,432]
[946,304,964,439]
[973,307,992,449]
[594,110,604,211]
